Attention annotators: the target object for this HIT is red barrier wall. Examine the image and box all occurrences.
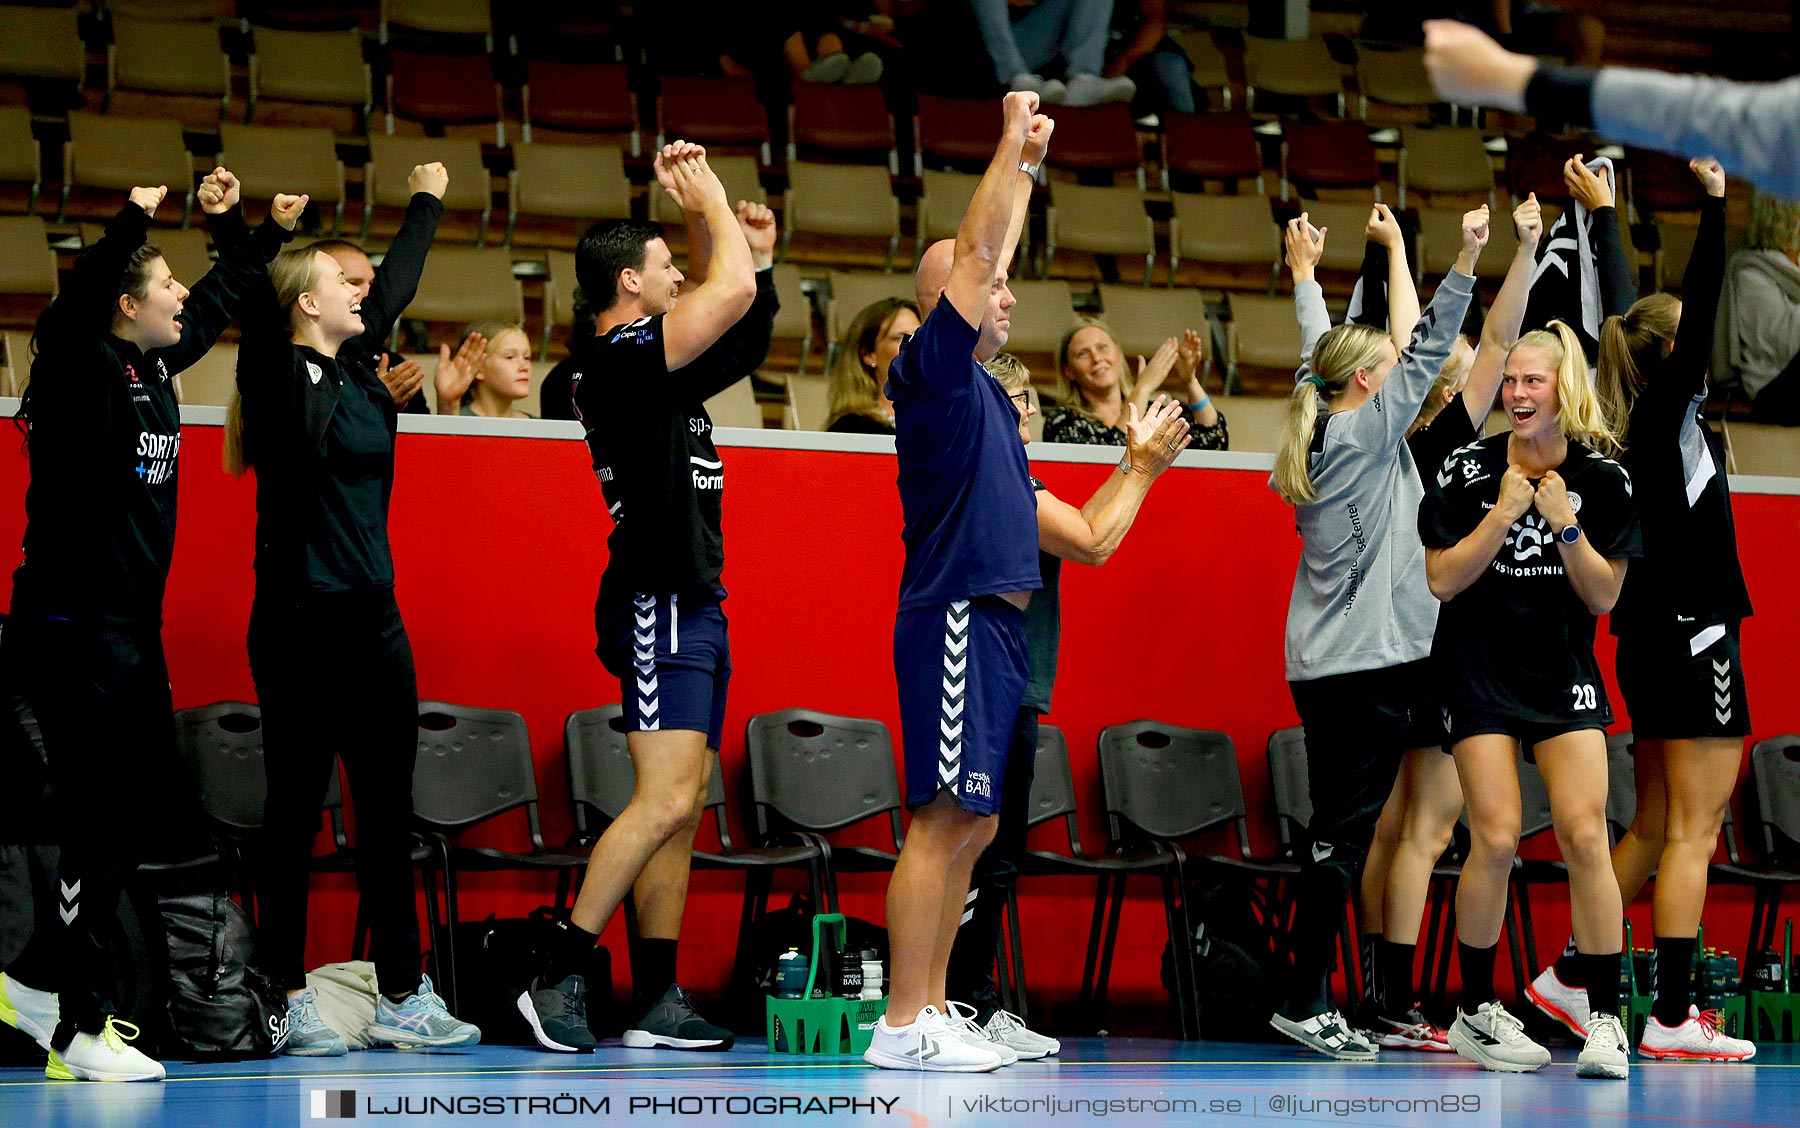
[3,421,1795,1024]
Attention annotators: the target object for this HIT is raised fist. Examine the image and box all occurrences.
[129,185,168,217]
[271,193,309,231]
[737,200,777,267]
[198,167,240,215]
[408,162,449,199]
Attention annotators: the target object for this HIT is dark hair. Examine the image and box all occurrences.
[308,238,368,259]
[19,241,163,439]
[575,219,663,313]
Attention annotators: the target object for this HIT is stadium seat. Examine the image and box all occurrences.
[1398,126,1496,212]
[385,45,505,146]
[0,107,41,216]
[703,378,762,429]
[1243,36,1348,115]
[520,60,638,152]
[1170,29,1232,109]
[0,4,85,86]
[767,263,814,375]
[1281,118,1381,201]
[1294,199,1385,274]
[1045,182,1155,285]
[0,216,57,299]
[247,26,373,134]
[381,0,491,39]
[784,373,830,431]
[1096,284,1212,375]
[914,93,996,172]
[62,112,194,226]
[781,161,900,270]
[1168,192,1278,288]
[107,16,231,124]
[0,330,32,396]
[400,246,523,344]
[915,169,994,263]
[788,81,895,169]
[1161,111,1264,193]
[175,341,238,407]
[540,248,576,358]
[362,134,489,243]
[1354,44,1437,122]
[1626,147,1710,222]
[824,269,916,357]
[506,142,631,246]
[1042,103,1143,187]
[1417,204,1519,282]
[1004,279,1080,356]
[148,227,213,290]
[218,123,348,235]
[652,153,764,227]
[657,75,771,165]
[1226,291,1304,392]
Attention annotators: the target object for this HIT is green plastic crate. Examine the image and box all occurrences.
[765,913,887,1055]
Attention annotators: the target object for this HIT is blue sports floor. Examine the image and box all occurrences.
[1,1037,1793,1128]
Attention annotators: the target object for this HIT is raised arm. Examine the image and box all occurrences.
[1424,19,1800,200]
[1635,159,1728,432]
[672,202,781,400]
[1039,397,1190,565]
[36,190,159,350]
[1368,203,1418,350]
[1286,213,1332,380]
[657,143,758,372]
[156,169,293,374]
[943,92,1041,330]
[1461,193,1544,427]
[356,163,448,350]
[1564,155,1637,319]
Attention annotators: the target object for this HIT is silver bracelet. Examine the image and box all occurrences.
[1018,161,1039,179]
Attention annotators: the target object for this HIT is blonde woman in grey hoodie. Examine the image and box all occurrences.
[1265,204,1487,1063]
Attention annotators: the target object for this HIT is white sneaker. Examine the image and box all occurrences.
[862,1004,1004,1072]
[1268,1009,1378,1061]
[0,972,58,1051]
[45,1017,165,1082]
[945,1001,1017,1065]
[1448,1001,1551,1073]
[1524,964,1591,1038]
[1639,1005,1755,1062]
[1577,1011,1630,1079]
[1063,73,1137,106]
[982,1008,1060,1059]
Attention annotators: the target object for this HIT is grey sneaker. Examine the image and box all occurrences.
[367,975,481,1050]
[516,975,597,1053]
[1063,73,1136,106]
[1448,1001,1551,1073]
[1269,1008,1379,1061]
[621,984,733,1051]
[981,1007,1060,1060]
[284,989,348,1057]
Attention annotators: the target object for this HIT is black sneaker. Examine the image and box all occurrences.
[515,975,597,1053]
[621,984,734,1051]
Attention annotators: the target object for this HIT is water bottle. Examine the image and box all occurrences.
[860,950,884,1000]
[775,948,807,999]
[836,950,863,999]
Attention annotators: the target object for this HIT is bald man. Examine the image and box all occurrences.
[862,92,1052,1074]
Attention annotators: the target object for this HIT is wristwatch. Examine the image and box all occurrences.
[1557,523,1582,545]
[1018,161,1039,179]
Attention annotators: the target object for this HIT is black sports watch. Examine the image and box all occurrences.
[1557,523,1582,545]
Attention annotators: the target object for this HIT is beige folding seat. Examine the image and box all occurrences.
[1355,46,1437,121]
[1243,36,1347,115]
[653,155,765,226]
[1169,192,1279,286]
[781,161,900,270]
[823,270,915,361]
[0,4,84,84]
[175,341,238,407]
[219,123,348,235]
[1097,284,1213,377]
[1046,182,1155,284]
[401,247,523,339]
[1398,126,1495,212]
[107,16,231,121]
[62,112,194,225]
[382,0,492,37]
[702,379,761,429]
[248,27,373,132]
[1294,199,1384,273]
[506,143,631,245]
[1226,292,1304,388]
[0,216,57,298]
[364,135,489,243]
[1005,279,1079,355]
[1171,29,1232,109]
[768,263,814,375]
[0,107,41,214]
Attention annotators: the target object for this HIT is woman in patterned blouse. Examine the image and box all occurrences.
[1041,316,1228,448]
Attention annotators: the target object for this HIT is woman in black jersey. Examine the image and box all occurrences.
[0,170,287,1082]
[1420,319,1641,1080]
[227,163,480,1057]
[1582,159,1755,1062]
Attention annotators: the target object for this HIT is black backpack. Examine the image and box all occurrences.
[158,889,290,1060]
[1161,873,1289,1041]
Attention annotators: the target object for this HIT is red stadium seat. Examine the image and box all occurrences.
[521,60,638,153]
[1161,111,1263,192]
[657,75,770,165]
[788,82,894,169]
[1281,118,1380,201]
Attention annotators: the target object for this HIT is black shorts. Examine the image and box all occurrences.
[1288,658,1445,760]
[1442,706,1603,762]
[1615,621,1752,741]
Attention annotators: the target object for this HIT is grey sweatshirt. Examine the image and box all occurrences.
[1716,249,1800,399]
[1277,270,1475,682]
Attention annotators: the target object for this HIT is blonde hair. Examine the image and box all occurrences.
[1747,188,1800,256]
[1053,317,1132,418]
[1508,319,1619,455]
[459,320,529,409]
[1273,323,1390,505]
[226,245,324,476]
[1596,293,1681,451]
[982,352,1030,392]
[1408,334,1476,436]
[826,298,917,428]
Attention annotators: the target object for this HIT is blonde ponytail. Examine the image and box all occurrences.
[1596,293,1681,453]
[1273,323,1389,505]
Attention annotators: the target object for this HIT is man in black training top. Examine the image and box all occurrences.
[515,142,779,1054]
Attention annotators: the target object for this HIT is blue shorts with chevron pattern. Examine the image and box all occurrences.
[894,595,1028,817]
[596,592,731,748]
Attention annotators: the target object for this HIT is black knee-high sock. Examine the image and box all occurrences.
[1580,951,1621,1020]
[1652,936,1697,1026]
[635,938,678,1010]
[1458,942,1497,1014]
[1378,939,1416,1014]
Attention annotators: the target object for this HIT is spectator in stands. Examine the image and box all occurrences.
[826,296,920,434]
[974,0,1138,106]
[231,162,482,1058]
[434,322,538,418]
[1721,189,1800,425]
[0,169,288,1085]
[312,239,429,412]
[1107,0,1196,118]
[1044,317,1227,448]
